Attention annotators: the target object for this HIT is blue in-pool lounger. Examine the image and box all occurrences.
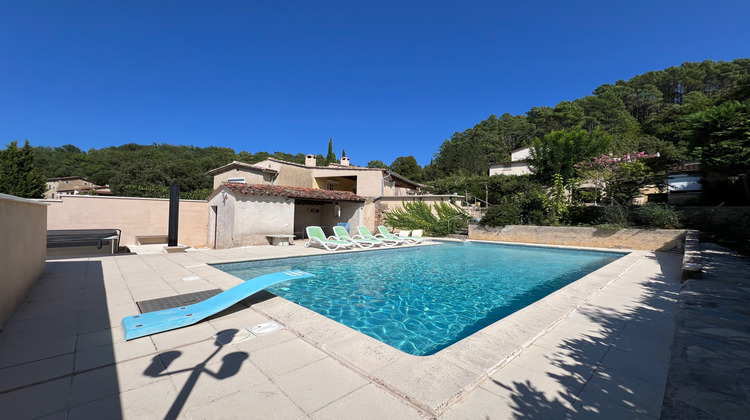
[122,270,314,340]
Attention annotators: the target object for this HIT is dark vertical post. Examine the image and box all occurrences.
[168,185,179,247]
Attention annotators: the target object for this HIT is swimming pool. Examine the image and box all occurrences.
[213,242,625,355]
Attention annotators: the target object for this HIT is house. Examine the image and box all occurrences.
[206,155,430,248]
[207,183,365,248]
[208,155,425,197]
[45,177,111,199]
[489,146,533,176]
[667,161,702,205]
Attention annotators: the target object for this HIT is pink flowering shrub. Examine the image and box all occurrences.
[574,151,660,205]
[574,151,660,170]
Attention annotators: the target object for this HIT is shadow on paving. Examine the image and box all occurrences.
[661,243,750,419]
[488,252,681,419]
[144,329,249,420]
[0,260,122,419]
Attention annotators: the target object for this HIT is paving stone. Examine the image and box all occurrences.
[186,380,305,420]
[0,377,71,420]
[248,337,327,378]
[274,357,369,413]
[568,388,658,419]
[310,383,423,420]
[0,334,77,369]
[167,358,270,411]
[661,243,750,419]
[371,353,481,414]
[71,356,169,406]
[439,387,518,420]
[68,377,183,420]
[484,362,581,411]
[74,335,157,372]
[0,353,74,393]
[582,367,666,418]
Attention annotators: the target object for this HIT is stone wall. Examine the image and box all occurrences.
[0,194,47,327]
[469,224,687,251]
[678,206,750,230]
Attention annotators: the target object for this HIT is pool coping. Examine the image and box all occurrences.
[190,241,648,416]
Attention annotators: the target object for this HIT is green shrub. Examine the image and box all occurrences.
[597,205,629,229]
[568,205,603,226]
[632,203,681,229]
[384,200,469,236]
[479,202,522,227]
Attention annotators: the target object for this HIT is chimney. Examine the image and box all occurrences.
[305,154,317,167]
[340,156,350,166]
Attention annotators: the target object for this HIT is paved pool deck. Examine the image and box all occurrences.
[0,241,683,419]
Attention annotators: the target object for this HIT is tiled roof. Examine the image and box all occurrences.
[206,161,279,175]
[669,161,701,173]
[47,176,95,182]
[225,183,366,202]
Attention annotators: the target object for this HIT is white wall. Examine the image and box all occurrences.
[511,147,531,161]
[208,190,236,249]
[208,191,295,247]
[212,169,270,189]
[489,161,532,176]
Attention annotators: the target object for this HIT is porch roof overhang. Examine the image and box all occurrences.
[221,183,366,202]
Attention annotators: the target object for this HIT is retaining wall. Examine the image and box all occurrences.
[469,224,687,251]
[0,194,47,327]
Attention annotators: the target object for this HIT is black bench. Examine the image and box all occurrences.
[47,229,122,255]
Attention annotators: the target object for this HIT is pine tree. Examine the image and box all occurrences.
[326,138,336,165]
[0,140,47,198]
[342,148,346,158]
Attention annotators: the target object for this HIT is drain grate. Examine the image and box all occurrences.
[136,289,223,313]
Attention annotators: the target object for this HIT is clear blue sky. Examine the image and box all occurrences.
[1,1,748,166]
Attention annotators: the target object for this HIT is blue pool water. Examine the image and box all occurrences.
[213,242,625,355]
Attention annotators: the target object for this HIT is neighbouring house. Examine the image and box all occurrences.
[206,155,433,248]
[45,177,111,199]
[208,161,280,189]
[667,161,702,205]
[488,146,533,176]
[208,155,425,197]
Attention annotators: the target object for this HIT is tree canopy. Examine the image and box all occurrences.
[0,140,46,198]
[11,58,750,201]
[389,156,423,181]
[425,58,750,186]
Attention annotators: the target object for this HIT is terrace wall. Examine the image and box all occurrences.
[0,194,47,327]
[469,224,687,251]
[45,195,209,247]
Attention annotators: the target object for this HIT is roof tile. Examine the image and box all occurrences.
[225,183,365,202]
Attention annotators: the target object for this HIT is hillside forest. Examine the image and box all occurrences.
[2,59,749,208]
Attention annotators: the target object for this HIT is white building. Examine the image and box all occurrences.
[488,146,533,176]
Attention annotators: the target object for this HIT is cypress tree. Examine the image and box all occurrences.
[326,138,336,164]
[0,140,47,198]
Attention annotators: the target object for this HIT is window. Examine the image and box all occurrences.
[503,163,512,169]
[326,181,335,190]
